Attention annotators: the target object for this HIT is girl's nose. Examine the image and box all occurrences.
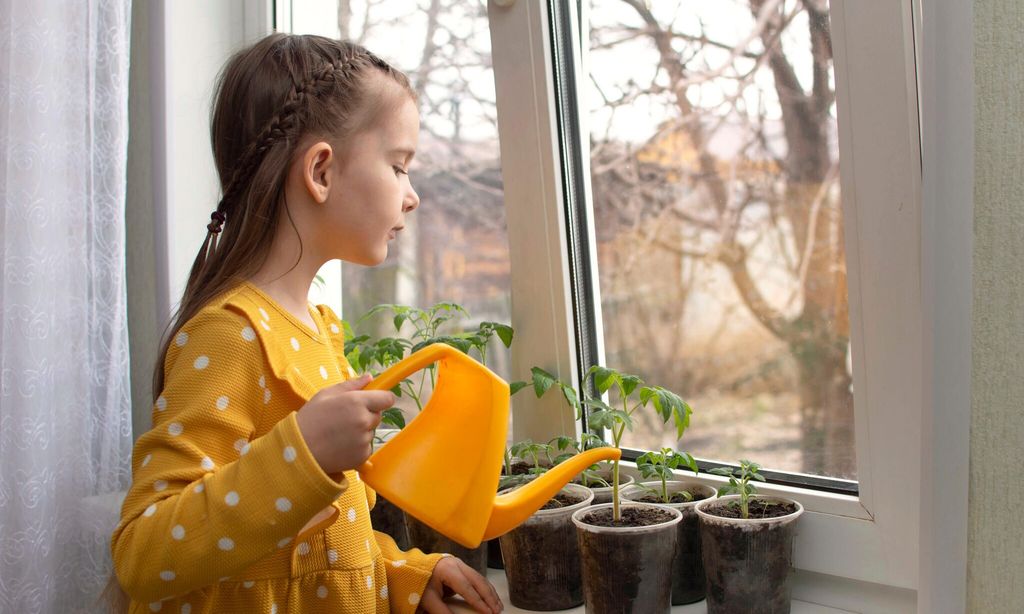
[403,186,420,213]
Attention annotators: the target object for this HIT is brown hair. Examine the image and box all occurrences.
[152,34,414,398]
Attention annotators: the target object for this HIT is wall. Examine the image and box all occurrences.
[969,0,1024,611]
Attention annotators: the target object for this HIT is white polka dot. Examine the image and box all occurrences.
[408,592,420,605]
[347,508,356,523]
[270,604,278,614]
[156,396,166,411]
[216,396,229,411]
[171,525,185,540]
[154,480,168,492]
[259,307,270,321]
[160,570,175,581]
[218,537,234,551]
[283,446,296,462]
[141,454,152,468]
[290,337,300,351]
[258,375,266,388]
[327,549,338,563]
[260,320,270,331]
[234,439,248,453]
[144,504,157,517]
[239,442,251,456]
[181,604,192,614]
[175,332,189,347]
[194,483,204,493]
[168,422,183,436]
[243,581,255,589]
[275,497,292,512]
[200,457,214,471]
[225,491,239,506]
[319,365,329,380]
[317,585,328,599]
[241,326,256,342]
[392,559,406,567]
[330,323,340,334]
[366,575,373,589]
[193,355,209,370]
[263,388,271,404]
[149,602,162,612]
[297,542,310,555]
[277,537,292,548]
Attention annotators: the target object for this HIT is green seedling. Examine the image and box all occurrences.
[549,434,612,489]
[708,459,766,519]
[531,365,694,522]
[510,440,554,475]
[636,447,699,504]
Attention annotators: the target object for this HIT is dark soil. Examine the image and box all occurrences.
[539,491,587,510]
[706,499,797,519]
[633,490,710,504]
[501,497,586,610]
[581,506,675,528]
[509,460,550,475]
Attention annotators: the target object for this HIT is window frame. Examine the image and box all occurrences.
[489,0,924,595]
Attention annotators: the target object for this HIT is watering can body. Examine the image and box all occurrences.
[357,344,620,548]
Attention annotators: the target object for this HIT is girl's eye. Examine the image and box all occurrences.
[393,166,408,176]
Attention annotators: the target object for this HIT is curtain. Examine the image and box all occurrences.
[0,1,133,612]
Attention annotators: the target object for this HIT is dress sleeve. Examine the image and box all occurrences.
[110,309,346,604]
[374,530,444,613]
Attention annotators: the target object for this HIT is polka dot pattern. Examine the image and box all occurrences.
[283,446,296,462]
[218,537,234,551]
[171,525,185,540]
[168,423,183,437]
[297,542,310,556]
[175,332,189,346]
[290,337,300,351]
[200,457,214,471]
[153,480,168,492]
[160,570,175,581]
[317,586,328,599]
[225,491,239,506]
[215,396,229,410]
[275,497,291,512]
[241,326,256,342]
[155,396,166,411]
[193,355,209,370]
[408,592,420,605]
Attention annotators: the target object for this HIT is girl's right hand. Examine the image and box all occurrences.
[295,373,395,474]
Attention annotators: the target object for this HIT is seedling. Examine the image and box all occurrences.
[635,447,699,504]
[531,365,693,522]
[708,459,766,519]
[549,434,612,489]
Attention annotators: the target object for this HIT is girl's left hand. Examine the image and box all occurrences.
[418,555,503,613]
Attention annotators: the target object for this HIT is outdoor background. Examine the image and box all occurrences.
[296,0,854,480]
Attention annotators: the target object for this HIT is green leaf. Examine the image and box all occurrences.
[509,381,529,396]
[708,467,735,477]
[380,408,406,430]
[560,384,580,415]
[620,374,643,397]
[588,365,618,394]
[530,367,557,398]
[492,323,514,348]
[549,435,576,452]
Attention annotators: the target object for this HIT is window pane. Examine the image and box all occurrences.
[587,0,854,479]
[289,1,513,386]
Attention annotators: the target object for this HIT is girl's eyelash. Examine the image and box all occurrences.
[393,166,408,176]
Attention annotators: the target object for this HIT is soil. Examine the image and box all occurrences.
[539,491,586,510]
[581,506,675,528]
[706,499,797,519]
[632,490,710,504]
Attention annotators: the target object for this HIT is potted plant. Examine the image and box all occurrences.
[621,447,715,605]
[347,302,516,575]
[566,365,693,613]
[695,460,804,613]
[531,370,635,503]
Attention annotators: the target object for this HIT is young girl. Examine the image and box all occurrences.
[110,34,503,614]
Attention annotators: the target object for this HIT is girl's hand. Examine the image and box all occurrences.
[295,373,394,474]
[418,556,503,614]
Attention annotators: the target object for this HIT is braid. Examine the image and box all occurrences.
[216,50,363,215]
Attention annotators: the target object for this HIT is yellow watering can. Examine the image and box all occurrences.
[359,343,621,548]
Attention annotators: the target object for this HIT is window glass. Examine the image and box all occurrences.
[586,0,854,479]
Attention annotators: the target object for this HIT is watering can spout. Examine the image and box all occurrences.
[481,446,621,541]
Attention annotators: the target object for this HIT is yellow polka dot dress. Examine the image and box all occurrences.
[111,283,443,613]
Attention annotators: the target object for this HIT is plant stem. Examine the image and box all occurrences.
[661,469,668,504]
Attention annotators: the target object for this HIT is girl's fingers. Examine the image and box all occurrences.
[418,589,454,614]
[461,564,503,613]
[441,563,496,614]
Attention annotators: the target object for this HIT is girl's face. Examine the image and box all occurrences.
[312,94,421,266]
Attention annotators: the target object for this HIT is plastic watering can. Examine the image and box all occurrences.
[358,343,621,548]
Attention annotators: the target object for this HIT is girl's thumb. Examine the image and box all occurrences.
[334,373,373,391]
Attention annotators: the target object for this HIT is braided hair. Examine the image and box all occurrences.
[153,34,414,398]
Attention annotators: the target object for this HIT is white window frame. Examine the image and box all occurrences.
[490,0,925,607]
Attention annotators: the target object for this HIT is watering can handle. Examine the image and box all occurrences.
[361,343,457,393]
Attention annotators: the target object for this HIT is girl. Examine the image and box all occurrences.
[109,34,503,614]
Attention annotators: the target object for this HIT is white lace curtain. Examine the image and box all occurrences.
[0,1,134,612]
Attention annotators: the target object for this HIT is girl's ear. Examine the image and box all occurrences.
[301,141,334,204]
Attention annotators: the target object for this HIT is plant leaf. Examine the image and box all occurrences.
[509,381,529,396]
[380,407,406,430]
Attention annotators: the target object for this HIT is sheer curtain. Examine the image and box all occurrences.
[0,1,133,612]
